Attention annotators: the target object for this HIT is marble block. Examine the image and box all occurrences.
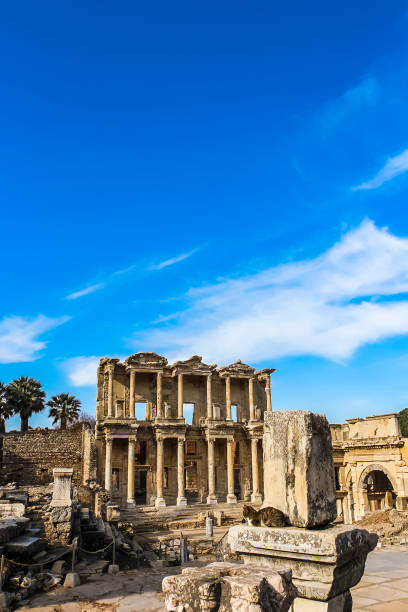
[51,468,74,507]
[263,411,337,527]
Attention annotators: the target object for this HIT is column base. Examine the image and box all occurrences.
[226,494,237,504]
[206,494,218,504]
[155,497,166,509]
[251,492,263,504]
[127,500,136,508]
[177,496,188,506]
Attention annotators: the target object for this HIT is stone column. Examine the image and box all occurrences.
[207,374,212,419]
[177,438,187,506]
[178,373,184,419]
[105,438,113,493]
[157,372,163,419]
[107,366,114,417]
[127,438,135,507]
[227,439,237,503]
[155,436,166,508]
[265,374,272,412]
[207,438,217,504]
[248,377,255,421]
[251,438,262,504]
[129,369,136,418]
[225,376,232,420]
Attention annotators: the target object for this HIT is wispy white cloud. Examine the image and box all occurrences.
[321,77,380,131]
[65,283,106,300]
[353,149,408,190]
[62,356,101,386]
[0,315,69,363]
[62,354,125,386]
[65,248,200,299]
[133,220,408,364]
[150,248,199,271]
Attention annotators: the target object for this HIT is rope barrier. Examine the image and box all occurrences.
[78,540,113,555]
[4,545,73,568]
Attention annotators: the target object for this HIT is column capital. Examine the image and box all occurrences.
[227,437,234,446]
[105,363,115,373]
[177,437,185,446]
[105,435,113,444]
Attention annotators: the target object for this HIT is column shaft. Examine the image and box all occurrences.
[227,439,237,503]
[207,374,212,419]
[248,377,255,421]
[157,372,163,419]
[251,438,262,504]
[127,439,135,506]
[178,373,184,419]
[266,375,272,412]
[207,438,217,504]
[129,370,135,418]
[155,437,166,508]
[225,377,231,420]
[105,438,113,492]
[177,438,187,506]
[107,368,114,417]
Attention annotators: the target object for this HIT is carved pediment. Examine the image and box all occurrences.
[99,357,120,370]
[124,352,168,369]
[218,360,255,378]
[171,355,217,375]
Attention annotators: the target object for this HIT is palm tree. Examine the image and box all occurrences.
[47,393,81,430]
[0,381,13,433]
[6,377,46,432]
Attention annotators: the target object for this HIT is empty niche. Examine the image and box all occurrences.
[135,402,147,420]
[183,403,194,425]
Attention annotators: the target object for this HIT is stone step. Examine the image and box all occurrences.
[6,534,46,556]
[25,528,41,536]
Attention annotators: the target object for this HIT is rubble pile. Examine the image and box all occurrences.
[355,508,408,545]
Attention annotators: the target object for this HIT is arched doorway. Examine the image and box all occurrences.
[361,466,396,512]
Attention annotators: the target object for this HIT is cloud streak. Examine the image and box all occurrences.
[353,149,408,190]
[65,283,106,300]
[150,249,199,271]
[0,314,69,363]
[321,77,380,132]
[65,248,200,299]
[133,220,408,364]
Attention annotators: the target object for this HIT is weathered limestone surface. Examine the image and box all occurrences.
[228,524,377,602]
[162,561,297,611]
[0,502,25,518]
[51,468,74,507]
[263,411,336,527]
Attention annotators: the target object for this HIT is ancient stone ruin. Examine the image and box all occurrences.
[228,410,378,611]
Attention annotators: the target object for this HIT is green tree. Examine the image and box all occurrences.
[0,381,13,434]
[399,408,408,438]
[47,393,81,430]
[6,377,46,432]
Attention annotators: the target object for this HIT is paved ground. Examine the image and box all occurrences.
[351,546,408,611]
[16,547,408,611]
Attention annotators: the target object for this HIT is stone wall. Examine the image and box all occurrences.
[0,424,92,486]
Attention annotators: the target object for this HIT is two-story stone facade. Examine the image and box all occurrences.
[95,352,275,508]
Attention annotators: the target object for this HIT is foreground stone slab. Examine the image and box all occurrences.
[263,411,337,527]
[228,524,377,610]
[162,561,297,611]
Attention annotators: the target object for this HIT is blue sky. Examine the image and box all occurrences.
[2,1,408,428]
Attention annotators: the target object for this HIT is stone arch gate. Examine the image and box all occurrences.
[342,461,408,523]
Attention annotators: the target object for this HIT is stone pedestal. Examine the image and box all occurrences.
[228,524,377,611]
[51,468,73,507]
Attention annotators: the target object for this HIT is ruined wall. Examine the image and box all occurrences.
[1,425,91,486]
